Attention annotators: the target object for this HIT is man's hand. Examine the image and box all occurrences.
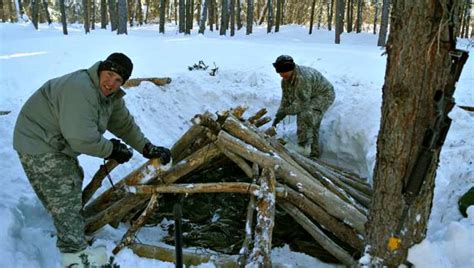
[107,138,133,164]
[272,112,285,127]
[143,143,172,165]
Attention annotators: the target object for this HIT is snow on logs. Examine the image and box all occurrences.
[83,106,372,266]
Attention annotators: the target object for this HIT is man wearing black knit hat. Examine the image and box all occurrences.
[272,55,335,158]
[13,52,172,267]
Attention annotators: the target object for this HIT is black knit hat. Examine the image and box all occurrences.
[272,55,295,73]
[98,53,133,83]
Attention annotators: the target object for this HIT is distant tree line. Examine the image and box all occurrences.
[0,0,472,44]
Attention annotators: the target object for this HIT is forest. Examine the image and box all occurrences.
[0,0,473,45]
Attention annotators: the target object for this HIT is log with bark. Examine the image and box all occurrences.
[123,77,172,88]
[83,106,371,265]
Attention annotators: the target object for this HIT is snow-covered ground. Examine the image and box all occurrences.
[0,22,472,267]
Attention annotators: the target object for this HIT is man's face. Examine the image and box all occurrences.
[99,70,123,96]
[279,70,293,80]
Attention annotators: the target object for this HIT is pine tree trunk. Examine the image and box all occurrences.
[355,0,362,32]
[100,0,107,29]
[41,0,51,24]
[366,0,465,266]
[346,0,353,32]
[109,0,118,31]
[246,0,253,34]
[236,0,242,29]
[377,0,389,46]
[230,0,235,36]
[159,0,166,33]
[32,0,39,29]
[220,0,227,35]
[59,0,67,34]
[117,0,128,34]
[198,0,207,33]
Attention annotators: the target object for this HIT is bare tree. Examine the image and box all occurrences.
[373,0,379,34]
[42,0,51,24]
[159,0,166,33]
[346,0,353,32]
[209,0,214,31]
[220,0,227,35]
[328,0,334,30]
[117,0,128,34]
[377,0,389,46]
[236,0,242,29]
[355,0,363,32]
[366,0,467,266]
[179,0,185,32]
[100,0,108,29]
[275,0,282,32]
[309,0,316,34]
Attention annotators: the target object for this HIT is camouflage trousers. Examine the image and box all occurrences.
[18,152,88,253]
[297,109,323,157]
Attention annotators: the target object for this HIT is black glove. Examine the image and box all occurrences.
[272,112,285,127]
[142,142,172,165]
[107,138,133,164]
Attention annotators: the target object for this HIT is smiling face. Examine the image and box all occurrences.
[99,70,124,96]
[279,70,293,80]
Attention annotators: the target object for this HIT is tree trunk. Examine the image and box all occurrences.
[377,0,389,46]
[32,0,38,29]
[355,0,362,32]
[275,0,281,32]
[335,0,344,43]
[220,0,227,35]
[266,0,273,33]
[373,0,379,34]
[100,0,107,29]
[236,0,242,29]
[230,0,235,36]
[83,0,90,33]
[346,0,353,32]
[41,0,51,24]
[246,0,253,34]
[117,0,127,34]
[366,0,466,266]
[208,0,214,31]
[179,0,185,32]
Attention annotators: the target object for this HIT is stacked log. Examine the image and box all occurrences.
[82,106,372,266]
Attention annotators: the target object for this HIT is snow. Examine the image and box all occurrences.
[1,22,473,267]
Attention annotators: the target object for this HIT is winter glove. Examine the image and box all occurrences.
[107,138,133,164]
[142,142,172,165]
[272,112,285,127]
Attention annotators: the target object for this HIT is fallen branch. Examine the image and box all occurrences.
[123,77,172,88]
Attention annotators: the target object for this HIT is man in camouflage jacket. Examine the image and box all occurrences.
[13,53,172,267]
[272,55,335,158]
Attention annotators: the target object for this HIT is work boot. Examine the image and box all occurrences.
[61,245,108,267]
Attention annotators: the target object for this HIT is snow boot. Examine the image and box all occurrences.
[61,245,108,267]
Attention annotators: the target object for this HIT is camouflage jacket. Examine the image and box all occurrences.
[276,65,335,116]
[13,62,149,158]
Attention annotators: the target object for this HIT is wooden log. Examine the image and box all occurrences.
[216,131,367,234]
[279,202,357,266]
[248,168,276,267]
[85,144,222,234]
[82,160,119,206]
[238,163,259,266]
[254,116,272,128]
[112,194,159,254]
[170,124,207,161]
[123,77,172,88]
[278,183,364,251]
[128,243,238,267]
[192,113,221,135]
[287,150,370,210]
[247,108,267,124]
[83,159,163,218]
